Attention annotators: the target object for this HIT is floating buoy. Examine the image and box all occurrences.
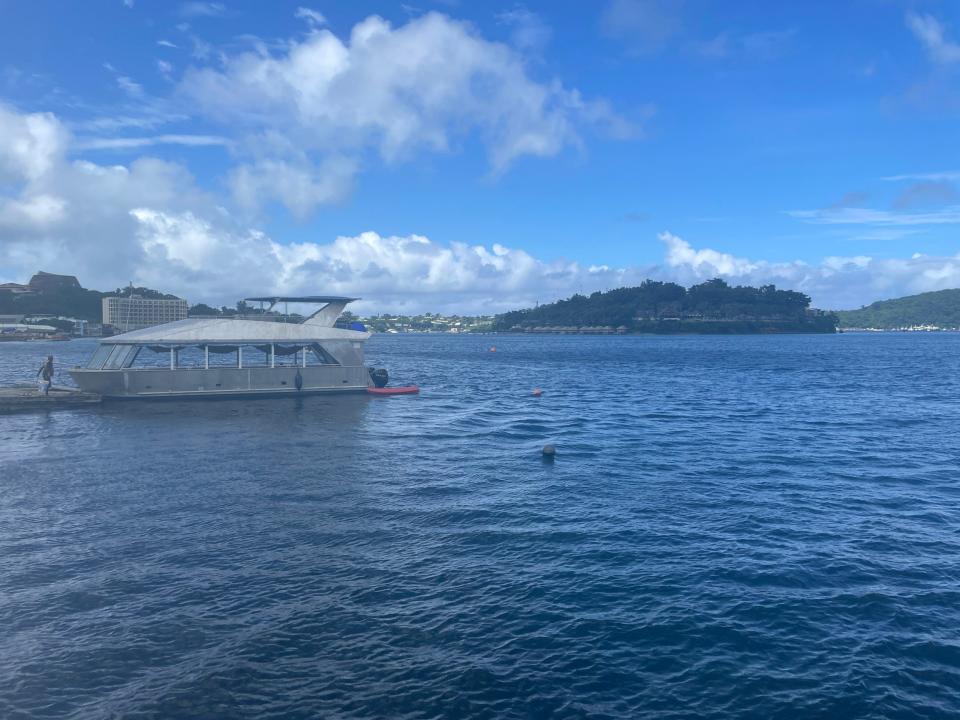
[542,444,556,457]
[532,388,542,397]
[489,346,497,353]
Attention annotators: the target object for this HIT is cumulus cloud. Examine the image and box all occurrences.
[229,156,357,218]
[0,104,226,295]
[4,105,960,313]
[657,233,960,310]
[0,107,68,182]
[178,12,632,215]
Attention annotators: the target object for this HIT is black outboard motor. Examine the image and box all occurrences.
[368,367,389,388]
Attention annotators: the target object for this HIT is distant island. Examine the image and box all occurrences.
[493,279,838,334]
[835,289,960,330]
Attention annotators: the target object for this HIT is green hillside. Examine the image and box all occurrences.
[836,289,960,329]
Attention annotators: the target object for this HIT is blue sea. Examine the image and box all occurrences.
[2,333,960,719]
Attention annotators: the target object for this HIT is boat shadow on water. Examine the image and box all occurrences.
[90,391,374,428]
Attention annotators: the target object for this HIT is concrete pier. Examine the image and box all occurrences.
[0,384,102,412]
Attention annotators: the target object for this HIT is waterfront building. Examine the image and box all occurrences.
[102,296,189,332]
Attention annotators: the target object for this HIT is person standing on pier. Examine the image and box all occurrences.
[36,355,54,396]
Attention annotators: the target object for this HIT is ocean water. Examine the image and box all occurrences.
[2,333,960,719]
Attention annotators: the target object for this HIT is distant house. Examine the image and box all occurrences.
[28,271,82,293]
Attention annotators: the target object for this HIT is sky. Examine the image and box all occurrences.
[1,0,959,313]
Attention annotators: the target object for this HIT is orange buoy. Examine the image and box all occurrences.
[532,388,542,397]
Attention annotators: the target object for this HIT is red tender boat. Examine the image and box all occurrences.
[367,386,420,396]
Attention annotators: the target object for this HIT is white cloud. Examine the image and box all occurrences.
[0,104,230,297]
[229,156,357,218]
[660,231,758,275]
[115,75,144,98]
[0,106,68,182]
[697,29,796,61]
[74,134,230,150]
[788,206,960,226]
[600,0,683,54]
[496,6,552,53]
[3,104,960,313]
[907,12,960,64]
[157,39,178,49]
[883,170,960,182]
[656,233,960,310]
[846,228,923,242]
[0,194,67,230]
[178,12,632,215]
[294,7,326,28]
[180,2,225,18]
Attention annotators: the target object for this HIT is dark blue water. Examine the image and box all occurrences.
[2,333,960,719]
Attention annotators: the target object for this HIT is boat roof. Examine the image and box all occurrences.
[244,296,359,304]
[103,317,369,345]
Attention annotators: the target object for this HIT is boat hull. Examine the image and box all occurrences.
[69,365,370,399]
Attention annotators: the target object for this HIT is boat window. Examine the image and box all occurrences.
[103,344,137,369]
[121,346,141,368]
[86,344,114,369]
[130,345,173,369]
[311,343,340,365]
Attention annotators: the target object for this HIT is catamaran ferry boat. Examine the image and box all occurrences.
[70,296,388,399]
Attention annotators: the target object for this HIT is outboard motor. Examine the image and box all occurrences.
[368,367,389,388]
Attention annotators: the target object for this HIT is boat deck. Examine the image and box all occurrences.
[0,385,102,413]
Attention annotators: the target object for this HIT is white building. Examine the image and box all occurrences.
[102,296,188,332]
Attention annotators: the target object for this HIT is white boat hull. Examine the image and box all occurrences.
[69,365,370,399]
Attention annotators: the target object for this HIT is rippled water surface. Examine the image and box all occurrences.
[2,333,960,719]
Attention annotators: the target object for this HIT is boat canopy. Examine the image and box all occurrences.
[100,317,369,345]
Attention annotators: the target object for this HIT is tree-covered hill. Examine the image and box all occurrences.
[835,289,960,329]
[0,281,182,321]
[493,279,838,334]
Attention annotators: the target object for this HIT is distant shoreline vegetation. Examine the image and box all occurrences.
[492,279,839,335]
[835,289,960,331]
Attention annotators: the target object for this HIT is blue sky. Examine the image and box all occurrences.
[1,0,959,311]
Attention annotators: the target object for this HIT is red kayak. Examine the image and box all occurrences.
[367,386,420,396]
